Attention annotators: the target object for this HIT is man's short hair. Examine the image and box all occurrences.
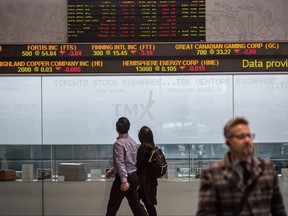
[224,117,249,138]
[116,117,130,134]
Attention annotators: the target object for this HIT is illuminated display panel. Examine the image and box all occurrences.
[0,42,287,74]
[68,0,206,42]
[234,75,288,143]
[1,75,288,145]
[42,75,232,144]
[0,77,42,144]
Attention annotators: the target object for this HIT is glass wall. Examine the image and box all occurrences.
[1,74,288,177]
[0,74,288,215]
[1,143,288,180]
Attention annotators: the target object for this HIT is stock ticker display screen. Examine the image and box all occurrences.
[1,1,287,75]
[0,42,287,74]
[68,0,206,42]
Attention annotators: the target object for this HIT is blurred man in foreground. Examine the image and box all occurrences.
[197,117,286,216]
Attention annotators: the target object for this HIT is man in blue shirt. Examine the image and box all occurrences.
[105,117,148,216]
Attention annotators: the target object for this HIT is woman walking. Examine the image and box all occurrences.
[136,126,158,216]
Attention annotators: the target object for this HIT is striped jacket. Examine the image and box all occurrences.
[197,152,287,216]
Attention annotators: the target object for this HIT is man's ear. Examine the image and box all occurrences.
[225,138,230,146]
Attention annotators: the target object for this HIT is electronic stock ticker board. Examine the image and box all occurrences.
[0,42,288,75]
[68,0,206,42]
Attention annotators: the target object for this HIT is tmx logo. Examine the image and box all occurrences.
[112,91,155,120]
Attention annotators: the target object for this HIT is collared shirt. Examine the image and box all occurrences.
[113,133,138,183]
[230,153,252,185]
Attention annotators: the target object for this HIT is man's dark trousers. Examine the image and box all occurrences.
[106,173,148,216]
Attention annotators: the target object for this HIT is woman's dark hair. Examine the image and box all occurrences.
[138,126,155,146]
[116,117,130,134]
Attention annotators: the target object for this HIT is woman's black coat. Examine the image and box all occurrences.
[136,143,158,205]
